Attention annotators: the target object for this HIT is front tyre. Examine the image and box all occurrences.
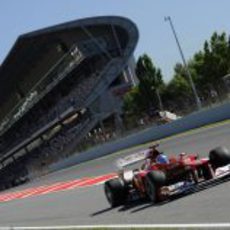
[104,178,127,207]
[145,170,166,203]
[209,146,230,169]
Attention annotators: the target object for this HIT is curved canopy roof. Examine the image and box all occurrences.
[0,16,138,123]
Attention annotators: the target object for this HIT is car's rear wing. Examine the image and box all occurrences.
[116,150,148,168]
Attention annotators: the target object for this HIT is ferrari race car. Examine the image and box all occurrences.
[104,145,230,207]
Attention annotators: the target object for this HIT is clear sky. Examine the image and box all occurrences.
[0,0,230,82]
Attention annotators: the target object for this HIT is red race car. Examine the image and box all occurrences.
[104,145,230,207]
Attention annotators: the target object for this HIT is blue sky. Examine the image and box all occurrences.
[0,0,230,82]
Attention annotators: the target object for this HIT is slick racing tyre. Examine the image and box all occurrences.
[145,170,166,203]
[104,178,128,207]
[209,146,230,169]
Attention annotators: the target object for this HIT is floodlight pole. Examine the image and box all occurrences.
[164,16,202,110]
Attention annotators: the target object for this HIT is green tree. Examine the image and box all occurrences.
[165,31,230,108]
[122,54,165,123]
[123,31,230,120]
[135,54,164,112]
[192,32,230,97]
[162,63,193,111]
[123,86,142,115]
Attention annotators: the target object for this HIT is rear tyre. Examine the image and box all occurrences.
[104,178,127,207]
[209,146,230,169]
[145,170,166,203]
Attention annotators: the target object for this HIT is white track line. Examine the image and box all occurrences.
[1,223,230,229]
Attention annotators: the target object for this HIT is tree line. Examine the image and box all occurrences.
[123,31,230,125]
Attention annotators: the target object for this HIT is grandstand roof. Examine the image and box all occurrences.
[0,16,138,123]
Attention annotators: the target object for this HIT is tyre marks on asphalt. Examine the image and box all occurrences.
[0,173,116,203]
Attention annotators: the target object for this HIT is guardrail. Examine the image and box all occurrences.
[48,102,230,173]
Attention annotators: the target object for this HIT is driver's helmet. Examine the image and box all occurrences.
[179,152,186,160]
[146,144,161,160]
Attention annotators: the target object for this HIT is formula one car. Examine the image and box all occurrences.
[104,145,230,207]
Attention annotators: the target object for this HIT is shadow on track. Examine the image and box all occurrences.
[91,176,230,216]
[90,207,114,217]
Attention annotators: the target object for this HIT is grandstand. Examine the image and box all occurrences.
[0,16,138,190]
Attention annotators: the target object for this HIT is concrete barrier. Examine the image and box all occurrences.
[49,102,230,172]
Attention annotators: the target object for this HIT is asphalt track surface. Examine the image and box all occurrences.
[0,122,229,227]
